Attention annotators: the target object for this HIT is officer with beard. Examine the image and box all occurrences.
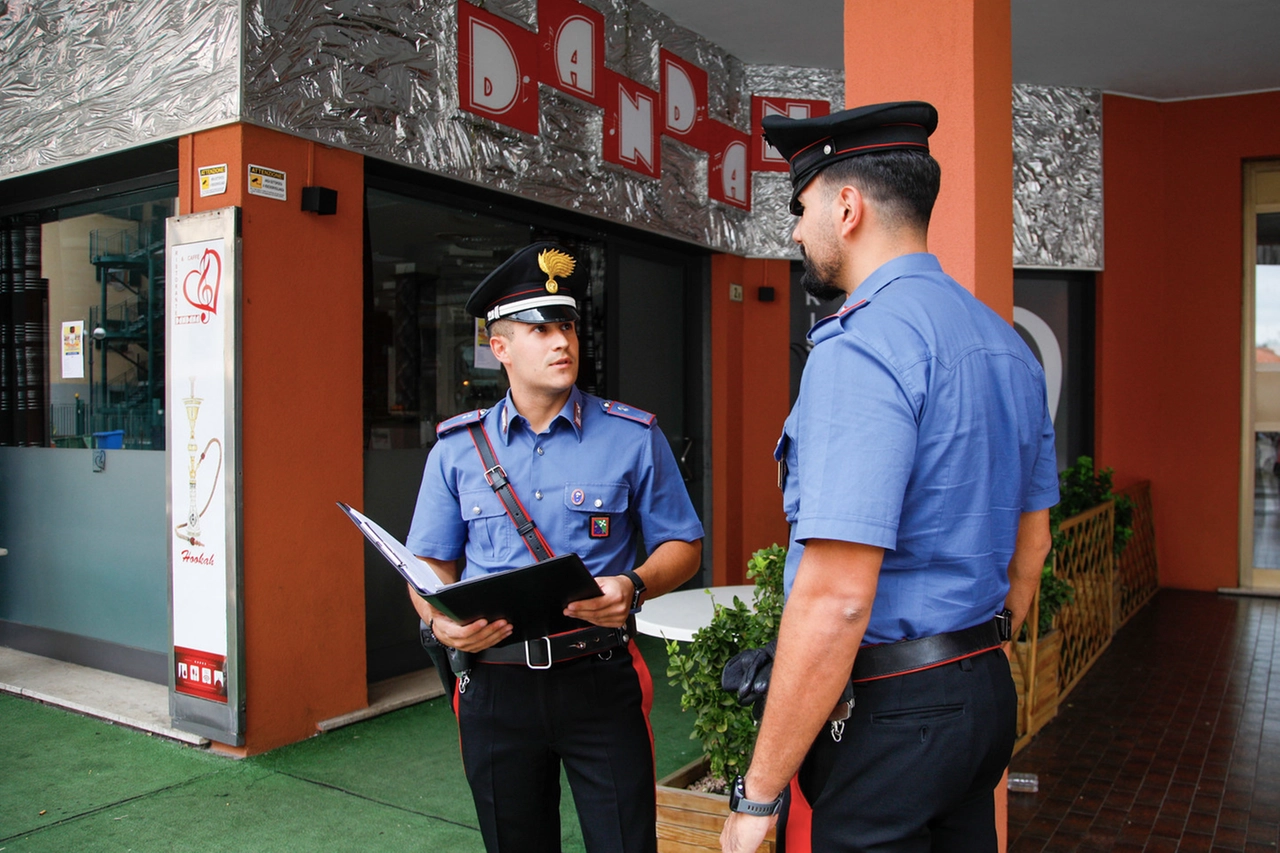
[720,102,1059,852]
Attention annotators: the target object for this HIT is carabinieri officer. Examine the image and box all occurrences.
[406,241,704,853]
[720,103,1060,852]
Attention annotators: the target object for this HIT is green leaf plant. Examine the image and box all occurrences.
[665,544,786,788]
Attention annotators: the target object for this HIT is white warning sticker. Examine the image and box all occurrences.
[247,164,287,201]
[198,164,228,197]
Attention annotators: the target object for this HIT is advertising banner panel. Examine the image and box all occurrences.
[166,207,243,745]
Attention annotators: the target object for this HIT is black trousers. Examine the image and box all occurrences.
[782,648,1016,853]
[456,641,657,853]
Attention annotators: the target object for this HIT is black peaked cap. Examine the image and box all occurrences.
[761,101,938,213]
[464,241,583,323]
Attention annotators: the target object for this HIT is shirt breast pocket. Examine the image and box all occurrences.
[458,487,511,559]
[563,483,629,552]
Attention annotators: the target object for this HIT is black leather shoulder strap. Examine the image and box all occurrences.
[465,421,555,563]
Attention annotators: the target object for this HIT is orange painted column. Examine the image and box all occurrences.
[179,124,366,754]
[843,0,1013,319]
[843,0,1014,845]
[710,255,792,585]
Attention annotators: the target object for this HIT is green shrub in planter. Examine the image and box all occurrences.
[1035,563,1075,638]
[665,544,785,787]
[1025,456,1134,640]
[1052,455,1135,558]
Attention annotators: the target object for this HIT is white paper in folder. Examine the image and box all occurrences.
[336,502,445,595]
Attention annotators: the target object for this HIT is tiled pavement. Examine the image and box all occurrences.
[1007,589,1280,852]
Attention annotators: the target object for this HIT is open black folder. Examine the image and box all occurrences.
[337,502,603,642]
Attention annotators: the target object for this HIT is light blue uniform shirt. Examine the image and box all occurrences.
[408,386,703,580]
[776,253,1059,644]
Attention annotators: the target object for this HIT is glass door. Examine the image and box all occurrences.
[608,241,707,583]
[1243,162,1280,590]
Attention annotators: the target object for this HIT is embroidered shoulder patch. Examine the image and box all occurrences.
[436,409,487,436]
[601,400,655,427]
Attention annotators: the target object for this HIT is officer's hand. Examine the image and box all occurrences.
[429,609,513,653]
[564,575,631,628]
[721,811,776,853]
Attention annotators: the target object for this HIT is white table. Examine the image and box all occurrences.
[634,585,756,642]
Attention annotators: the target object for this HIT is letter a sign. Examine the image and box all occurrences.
[707,120,751,210]
[539,0,605,106]
[458,2,540,135]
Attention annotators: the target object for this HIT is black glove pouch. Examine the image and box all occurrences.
[721,640,777,720]
[721,640,856,722]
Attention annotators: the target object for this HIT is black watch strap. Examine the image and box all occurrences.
[623,569,646,613]
[729,776,784,816]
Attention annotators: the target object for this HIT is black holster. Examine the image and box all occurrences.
[420,620,473,710]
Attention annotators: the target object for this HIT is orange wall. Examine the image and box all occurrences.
[1099,91,1280,591]
[180,125,367,753]
[844,0,1013,318]
[710,256,792,585]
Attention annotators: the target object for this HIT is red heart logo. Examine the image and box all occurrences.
[183,248,222,320]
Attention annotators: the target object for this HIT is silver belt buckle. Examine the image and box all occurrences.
[525,636,553,670]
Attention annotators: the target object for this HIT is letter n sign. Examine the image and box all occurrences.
[603,69,660,179]
[707,120,750,210]
[751,96,830,172]
[458,2,540,135]
[538,0,604,107]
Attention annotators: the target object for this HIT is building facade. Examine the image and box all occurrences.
[2,0,1276,753]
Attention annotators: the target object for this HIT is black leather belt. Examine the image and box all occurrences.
[850,615,1008,683]
[474,625,629,669]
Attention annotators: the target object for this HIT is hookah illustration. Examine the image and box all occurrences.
[175,378,223,547]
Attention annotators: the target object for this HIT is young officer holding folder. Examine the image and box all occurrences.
[405,242,704,853]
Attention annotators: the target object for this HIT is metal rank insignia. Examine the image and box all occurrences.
[590,516,610,538]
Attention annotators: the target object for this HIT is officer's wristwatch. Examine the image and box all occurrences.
[622,570,647,613]
[729,776,784,816]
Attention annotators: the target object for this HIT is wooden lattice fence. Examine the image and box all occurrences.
[1114,481,1159,628]
[1011,482,1158,754]
[1053,500,1115,698]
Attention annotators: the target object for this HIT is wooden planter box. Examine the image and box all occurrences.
[656,758,776,852]
[1010,629,1061,750]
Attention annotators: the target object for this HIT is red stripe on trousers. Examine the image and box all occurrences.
[623,639,656,771]
[786,775,813,852]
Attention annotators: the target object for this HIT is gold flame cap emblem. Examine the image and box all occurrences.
[537,248,575,294]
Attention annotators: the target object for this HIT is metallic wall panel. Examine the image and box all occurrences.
[0,0,241,179]
[1013,85,1104,270]
[242,0,842,257]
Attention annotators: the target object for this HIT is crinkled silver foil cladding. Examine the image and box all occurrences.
[0,0,241,179]
[1012,85,1103,270]
[243,0,842,257]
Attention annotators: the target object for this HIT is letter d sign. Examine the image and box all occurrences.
[458,2,540,135]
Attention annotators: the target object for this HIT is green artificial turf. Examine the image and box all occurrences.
[1,635,703,852]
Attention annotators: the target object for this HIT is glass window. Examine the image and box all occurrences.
[363,188,606,450]
[1,187,175,449]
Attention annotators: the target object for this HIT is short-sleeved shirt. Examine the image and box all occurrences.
[408,386,704,580]
[776,253,1059,644]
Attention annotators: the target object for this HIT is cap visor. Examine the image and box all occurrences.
[502,305,580,323]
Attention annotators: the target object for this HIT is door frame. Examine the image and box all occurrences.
[1237,160,1280,589]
